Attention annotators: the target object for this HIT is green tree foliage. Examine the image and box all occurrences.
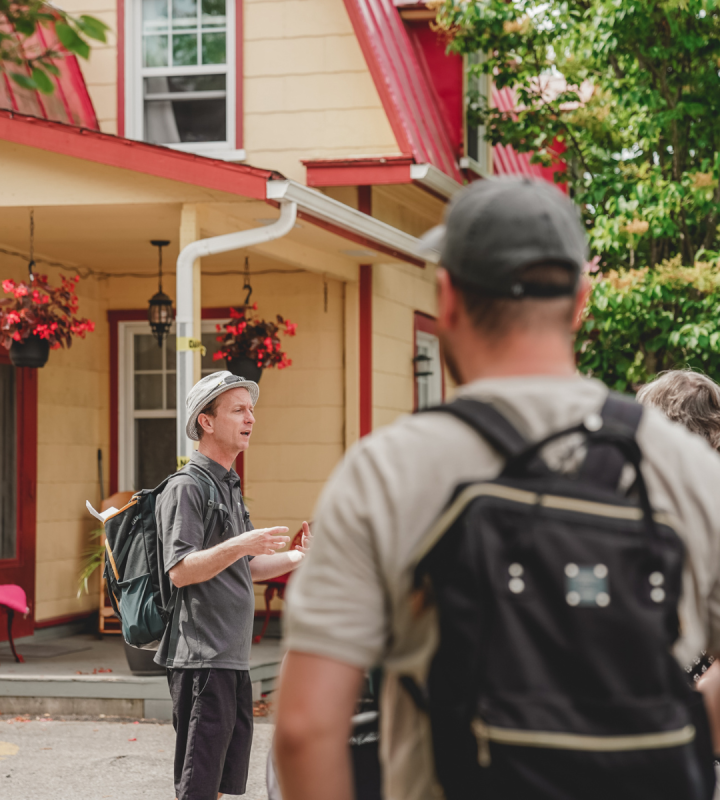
[576,260,720,390]
[436,0,720,269]
[0,1,108,95]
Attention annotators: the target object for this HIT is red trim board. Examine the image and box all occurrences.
[35,611,95,630]
[0,348,38,640]
[0,111,277,201]
[303,155,414,187]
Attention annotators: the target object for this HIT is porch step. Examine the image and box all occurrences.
[0,634,282,721]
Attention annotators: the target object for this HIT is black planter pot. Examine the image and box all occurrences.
[9,335,50,368]
[226,356,263,383]
[122,639,165,675]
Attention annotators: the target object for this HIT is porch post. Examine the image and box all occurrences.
[176,204,202,468]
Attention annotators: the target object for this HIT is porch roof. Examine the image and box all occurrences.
[0,111,428,278]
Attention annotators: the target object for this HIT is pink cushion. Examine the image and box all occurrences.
[0,585,29,614]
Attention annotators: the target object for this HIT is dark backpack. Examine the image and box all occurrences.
[411,393,715,800]
[102,463,240,650]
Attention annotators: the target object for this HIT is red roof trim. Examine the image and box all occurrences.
[0,111,279,200]
[342,0,462,183]
[303,155,413,187]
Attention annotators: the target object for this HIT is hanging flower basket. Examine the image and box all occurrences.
[214,304,296,382]
[0,274,95,367]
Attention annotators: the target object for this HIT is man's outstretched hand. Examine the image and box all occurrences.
[236,526,290,556]
[296,521,313,558]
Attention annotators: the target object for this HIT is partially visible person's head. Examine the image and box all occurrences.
[422,177,590,383]
[185,371,259,453]
[636,370,720,450]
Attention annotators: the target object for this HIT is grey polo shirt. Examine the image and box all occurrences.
[154,451,255,670]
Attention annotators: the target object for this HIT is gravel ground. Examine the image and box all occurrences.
[0,714,274,800]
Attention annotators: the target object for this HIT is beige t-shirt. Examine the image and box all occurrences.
[284,375,720,798]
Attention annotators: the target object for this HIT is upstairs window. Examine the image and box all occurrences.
[464,52,492,177]
[127,0,240,158]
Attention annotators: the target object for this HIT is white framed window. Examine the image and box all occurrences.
[414,329,443,411]
[118,320,227,491]
[125,0,243,160]
[461,52,492,178]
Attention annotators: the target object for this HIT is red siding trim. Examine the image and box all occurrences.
[117,0,125,137]
[304,156,413,187]
[0,112,276,200]
[235,0,243,150]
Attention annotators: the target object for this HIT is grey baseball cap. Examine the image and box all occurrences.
[186,371,259,441]
[420,177,588,297]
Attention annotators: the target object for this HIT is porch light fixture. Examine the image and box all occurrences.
[148,239,173,347]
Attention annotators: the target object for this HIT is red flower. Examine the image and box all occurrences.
[2,279,15,294]
[229,308,244,319]
[212,351,224,361]
[284,320,297,336]
[252,302,258,310]
[14,285,28,298]
[215,324,221,332]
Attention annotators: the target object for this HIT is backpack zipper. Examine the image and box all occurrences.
[471,717,696,768]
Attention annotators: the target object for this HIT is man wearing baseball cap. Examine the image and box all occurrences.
[154,370,311,800]
[274,178,720,800]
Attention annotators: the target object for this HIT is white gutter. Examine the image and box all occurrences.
[409,163,463,200]
[267,179,423,262]
[459,156,490,179]
[175,200,298,463]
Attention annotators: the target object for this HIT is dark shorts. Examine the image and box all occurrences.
[168,668,253,800]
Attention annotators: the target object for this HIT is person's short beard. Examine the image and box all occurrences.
[439,332,463,386]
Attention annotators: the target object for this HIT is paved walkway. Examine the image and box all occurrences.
[0,714,274,800]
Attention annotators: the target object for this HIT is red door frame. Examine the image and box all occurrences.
[0,347,38,640]
[108,307,240,495]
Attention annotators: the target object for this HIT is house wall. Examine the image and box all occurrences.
[58,0,119,135]
[58,0,400,180]
[243,0,400,181]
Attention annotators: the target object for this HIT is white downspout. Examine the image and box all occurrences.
[175,200,298,464]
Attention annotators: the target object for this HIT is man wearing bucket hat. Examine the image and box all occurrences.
[155,370,311,800]
[274,177,720,800]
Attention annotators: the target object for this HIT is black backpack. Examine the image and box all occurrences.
[411,393,715,800]
[102,463,244,651]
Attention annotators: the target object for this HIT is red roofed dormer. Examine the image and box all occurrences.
[0,17,98,130]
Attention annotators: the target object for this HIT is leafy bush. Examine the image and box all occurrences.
[576,259,720,392]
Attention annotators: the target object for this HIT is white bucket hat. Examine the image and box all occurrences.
[185,371,260,441]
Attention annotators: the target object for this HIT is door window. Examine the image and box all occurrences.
[120,322,226,490]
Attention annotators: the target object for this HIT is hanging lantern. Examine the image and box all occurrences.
[147,239,173,347]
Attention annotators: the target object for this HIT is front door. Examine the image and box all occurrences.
[0,347,37,639]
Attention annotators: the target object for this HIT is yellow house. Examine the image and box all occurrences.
[0,0,542,641]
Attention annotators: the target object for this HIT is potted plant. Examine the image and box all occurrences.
[0,274,95,367]
[213,303,297,381]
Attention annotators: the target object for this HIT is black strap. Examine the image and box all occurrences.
[424,397,529,459]
[579,392,643,491]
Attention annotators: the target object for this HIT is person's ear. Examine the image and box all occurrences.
[198,412,214,437]
[437,268,462,333]
[572,276,592,333]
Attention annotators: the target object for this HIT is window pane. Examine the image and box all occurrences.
[146,74,225,93]
[202,0,225,24]
[135,334,162,370]
[166,372,177,410]
[135,374,164,410]
[202,31,225,65]
[173,33,198,66]
[202,331,222,370]
[143,0,169,32]
[144,35,169,67]
[145,95,226,143]
[135,418,176,489]
[172,0,198,26]
[0,363,16,560]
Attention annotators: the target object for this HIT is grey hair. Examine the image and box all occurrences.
[636,369,720,450]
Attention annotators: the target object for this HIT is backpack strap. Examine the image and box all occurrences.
[423,397,529,459]
[163,463,230,666]
[579,392,643,491]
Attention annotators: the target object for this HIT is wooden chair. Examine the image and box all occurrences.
[98,491,134,635]
[253,527,304,644]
